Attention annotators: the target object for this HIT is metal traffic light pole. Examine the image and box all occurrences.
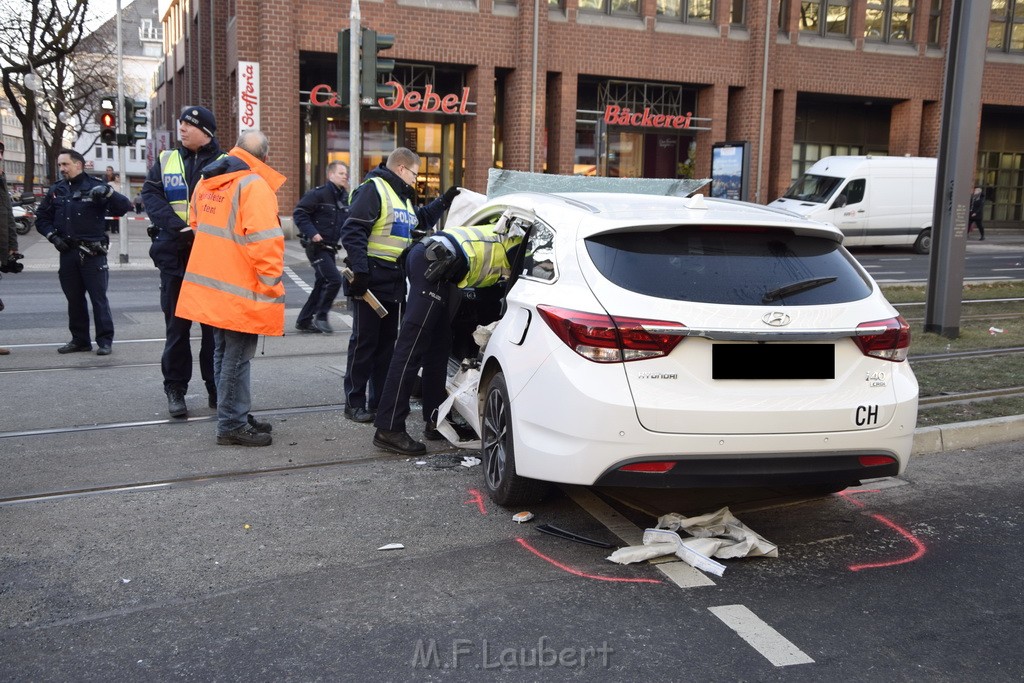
[349,0,361,187]
[115,0,129,263]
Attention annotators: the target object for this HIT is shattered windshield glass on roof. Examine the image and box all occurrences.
[487,168,711,199]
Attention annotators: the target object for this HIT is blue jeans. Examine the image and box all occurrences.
[213,328,257,435]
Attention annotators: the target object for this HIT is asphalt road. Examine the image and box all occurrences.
[1,256,1023,680]
[847,236,1024,283]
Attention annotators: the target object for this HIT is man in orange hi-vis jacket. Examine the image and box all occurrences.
[176,130,286,447]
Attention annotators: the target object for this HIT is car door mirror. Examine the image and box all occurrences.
[831,194,848,210]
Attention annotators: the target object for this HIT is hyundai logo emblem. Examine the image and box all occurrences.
[762,311,791,327]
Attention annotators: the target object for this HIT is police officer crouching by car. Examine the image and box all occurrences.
[372,213,527,455]
[36,148,132,355]
[292,160,349,333]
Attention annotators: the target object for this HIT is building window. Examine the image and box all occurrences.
[95,146,103,159]
[977,151,1024,221]
[106,147,113,159]
[730,0,745,24]
[657,0,714,22]
[865,0,914,43]
[579,0,640,16]
[927,0,941,45]
[989,0,1024,52]
[791,142,864,181]
[799,0,851,36]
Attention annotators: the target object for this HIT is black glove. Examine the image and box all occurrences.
[349,271,369,298]
[89,184,113,203]
[48,233,71,253]
[441,186,461,209]
[177,228,196,252]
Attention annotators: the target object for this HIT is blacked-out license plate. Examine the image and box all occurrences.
[712,344,835,380]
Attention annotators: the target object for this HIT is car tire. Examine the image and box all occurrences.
[15,218,32,236]
[913,228,931,254]
[480,371,549,507]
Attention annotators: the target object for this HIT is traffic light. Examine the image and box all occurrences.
[336,29,351,107]
[360,28,395,104]
[98,95,117,145]
[124,97,148,141]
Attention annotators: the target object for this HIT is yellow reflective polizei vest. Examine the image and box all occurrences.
[366,177,418,262]
[159,150,190,221]
[444,225,523,289]
[160,149,229,221]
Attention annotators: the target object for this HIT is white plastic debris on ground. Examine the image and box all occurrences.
[607,507,777,577]
[436,366,482,448]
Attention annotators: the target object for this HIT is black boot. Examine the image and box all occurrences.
[166,387,187,418]
[373,429,426,455]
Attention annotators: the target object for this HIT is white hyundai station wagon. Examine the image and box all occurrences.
[448,190,918,506]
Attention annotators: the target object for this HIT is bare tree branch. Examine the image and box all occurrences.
[0,0,90,194]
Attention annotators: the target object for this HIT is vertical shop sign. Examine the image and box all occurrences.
[238,61,260,131]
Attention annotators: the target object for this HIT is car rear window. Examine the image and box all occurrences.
[585,227,873,306]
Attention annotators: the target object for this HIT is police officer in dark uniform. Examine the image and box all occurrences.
[292,160,350,334]
[36,148,132,355]
[339,147,458,423]
[141,105,224,417]
[372,217,525,455]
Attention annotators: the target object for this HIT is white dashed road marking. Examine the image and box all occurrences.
[708,604,814,667]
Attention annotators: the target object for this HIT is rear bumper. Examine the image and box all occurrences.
[593,452,901,488]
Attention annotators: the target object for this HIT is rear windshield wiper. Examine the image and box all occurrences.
[762,276,838,304]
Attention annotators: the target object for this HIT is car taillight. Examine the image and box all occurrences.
[859,455,896,467]
[619,461,678,473]
[854,316,911,362]
[536,305,685,363]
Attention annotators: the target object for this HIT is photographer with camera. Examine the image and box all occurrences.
[0,141,20,355]
[35,149,132,356]
[292,160,349,334]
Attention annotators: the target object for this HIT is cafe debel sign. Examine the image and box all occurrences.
[309,82,473,114]
[603,105,693,130]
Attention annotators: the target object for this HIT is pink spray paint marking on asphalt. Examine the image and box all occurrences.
[515,538,663,584]
[838,490,928,571]
[464,488,487,516]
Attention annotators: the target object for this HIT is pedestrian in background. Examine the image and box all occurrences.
[292,160,349,334]
[176,130,285,447]
[35,149,132,356]
[339,147,458,423]
[969,187,985,241]
[0,142,20,355]
[142,105,224,418]
[373,218,522,455]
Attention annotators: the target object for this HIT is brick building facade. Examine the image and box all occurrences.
[152,0,1024,228]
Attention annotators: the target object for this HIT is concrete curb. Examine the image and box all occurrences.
[913,413,1024,456]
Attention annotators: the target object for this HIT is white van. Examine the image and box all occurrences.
[772,156,937,253]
